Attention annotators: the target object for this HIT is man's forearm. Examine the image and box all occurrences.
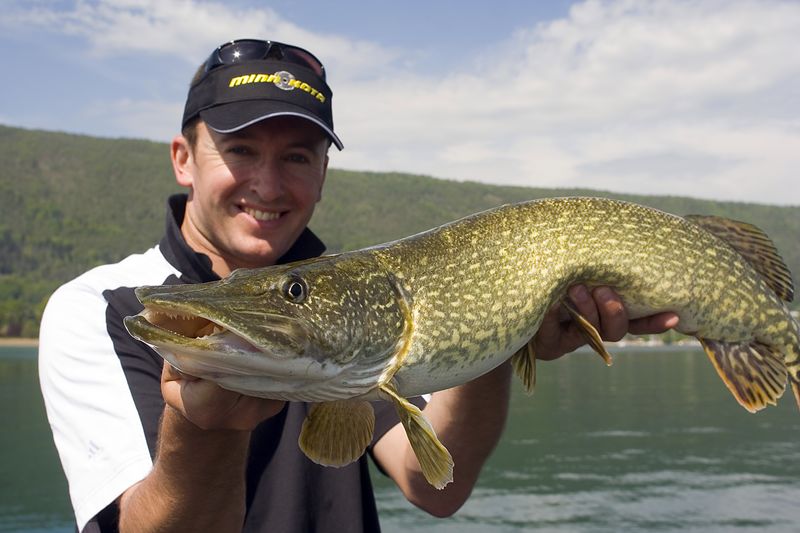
[118,406,251,533]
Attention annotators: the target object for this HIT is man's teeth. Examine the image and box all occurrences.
[244,207,280,221]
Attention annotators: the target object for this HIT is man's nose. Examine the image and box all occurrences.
[249,160,283,201]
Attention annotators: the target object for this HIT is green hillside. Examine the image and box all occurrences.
[1,124,798,337]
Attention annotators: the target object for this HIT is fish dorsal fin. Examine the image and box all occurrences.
[298,400,375,467]
[511,339,537,394]
[379,382,453,489]
[685,215,794,302]
[698,339,787,413]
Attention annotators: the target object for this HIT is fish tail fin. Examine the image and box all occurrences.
[788,337,800,413]
[781,316,800,412]
[699,338,787,413]
[786,318,800,409]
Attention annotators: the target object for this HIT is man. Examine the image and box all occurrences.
[39,39,677,532]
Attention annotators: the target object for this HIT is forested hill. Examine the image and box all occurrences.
[1,124,798,337]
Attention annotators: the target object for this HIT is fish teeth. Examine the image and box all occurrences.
[164,312,192,320]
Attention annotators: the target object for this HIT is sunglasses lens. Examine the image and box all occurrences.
[217,40,269,65]
[281,47,325,78]
[207,40,326,79]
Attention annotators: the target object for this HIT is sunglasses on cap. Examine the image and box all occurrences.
[204,39,326,80]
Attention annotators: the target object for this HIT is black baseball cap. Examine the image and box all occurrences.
[181,39,343,150]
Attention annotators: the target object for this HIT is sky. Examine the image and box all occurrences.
[2,0,799,205]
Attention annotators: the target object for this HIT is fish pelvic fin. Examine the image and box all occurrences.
[298,400,375,467]
[685,215,794,302]
[699,339,787,413]
[511,339,537,395]
[379,382,454,490]
[561,297,614,366]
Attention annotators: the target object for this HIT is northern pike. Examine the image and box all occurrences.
[124,197,800,489]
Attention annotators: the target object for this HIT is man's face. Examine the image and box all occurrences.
[174,117,329,275]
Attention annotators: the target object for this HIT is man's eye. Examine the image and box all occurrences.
[287,153,310,163]
[227,146,252,155]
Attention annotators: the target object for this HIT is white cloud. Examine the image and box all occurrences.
[5,0,400,77]
[8,0,292,62]
[331,0,800,204]
[3,0,401,138]
[6,0,800,204]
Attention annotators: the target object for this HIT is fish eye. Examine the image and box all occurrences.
[283,276,308,304]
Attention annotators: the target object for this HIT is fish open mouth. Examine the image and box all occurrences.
[124,303,263,355]
[124,296,313,360]
[124,301,343,387]
[140,306,227,340]
[123,281,328,385]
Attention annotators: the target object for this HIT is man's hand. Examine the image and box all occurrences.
[161,362,285,430]
[119,364,284,532]
[534,284,680,361]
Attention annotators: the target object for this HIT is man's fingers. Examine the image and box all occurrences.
[162,362,180,380]
[592,287,628,342]
[162,361,199,383]
[160,361,286,430]
[628,312,680,335]
[566,285,628,343]
[567,285,598,326]
[536,286,681,361]
[224,398,286,431]
[535,302,580,360]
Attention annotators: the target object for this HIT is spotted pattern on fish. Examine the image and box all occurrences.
[126,197,800,409]
[125,196,800,490]
[368,198,799,398]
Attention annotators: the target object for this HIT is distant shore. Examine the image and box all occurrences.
[0,337,39,347]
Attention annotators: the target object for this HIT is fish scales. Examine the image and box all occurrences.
[125,196,800,489]
[373,198,794,395]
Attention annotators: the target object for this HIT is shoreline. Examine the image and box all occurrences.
[0,337,39,347]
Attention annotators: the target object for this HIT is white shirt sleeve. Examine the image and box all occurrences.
[39,268,156,532]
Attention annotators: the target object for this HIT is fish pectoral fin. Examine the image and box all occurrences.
[699,338,787,413]
[379,383,454,490]
[298,400,375,467]
[561,297,614,365]
[511,339,537,395]
[792,380,800,413]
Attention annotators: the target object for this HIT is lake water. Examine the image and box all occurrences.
[2,344,799,532]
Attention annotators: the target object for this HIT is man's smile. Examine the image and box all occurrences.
[242,205,283,222]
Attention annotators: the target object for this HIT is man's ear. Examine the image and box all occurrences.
[171,135,194,188]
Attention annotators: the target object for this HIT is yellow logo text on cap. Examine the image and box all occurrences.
[228,71,326,103]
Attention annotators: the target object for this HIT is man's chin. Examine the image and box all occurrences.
[226,223,307,269]
[227,242,289,270]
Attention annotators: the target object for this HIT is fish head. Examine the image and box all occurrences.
[123,255,410,401]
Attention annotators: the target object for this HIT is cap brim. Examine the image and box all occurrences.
[200,101,344,150]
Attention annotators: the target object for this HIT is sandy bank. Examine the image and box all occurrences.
[0,337,39,347]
